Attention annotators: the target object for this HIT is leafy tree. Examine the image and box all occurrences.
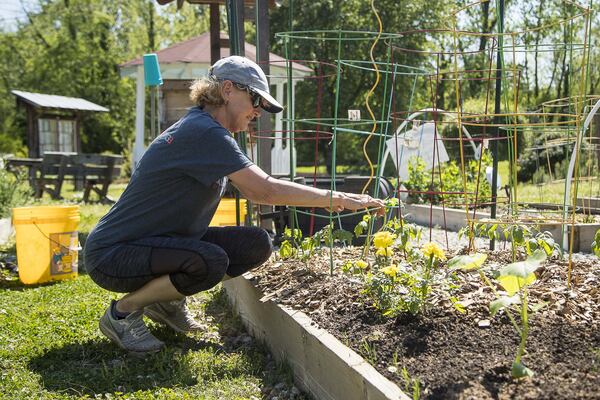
[268,0,450,173]
[0,0,209,161]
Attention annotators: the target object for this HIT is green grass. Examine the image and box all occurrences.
[0,277,295,399]
[1,183,303,400]
[497,160,600,205]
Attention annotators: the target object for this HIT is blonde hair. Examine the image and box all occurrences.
[189,76,226,108]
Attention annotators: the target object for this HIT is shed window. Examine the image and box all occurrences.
[39,118,76,154]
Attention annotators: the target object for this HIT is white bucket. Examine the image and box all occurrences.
[0,217,14,245]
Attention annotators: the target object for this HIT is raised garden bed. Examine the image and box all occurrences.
[236,245,599,399]
[578,197,600,210]
[223,273,409,400]
[403,203,600,253]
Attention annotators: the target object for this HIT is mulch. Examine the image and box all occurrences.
[250,247,600,399]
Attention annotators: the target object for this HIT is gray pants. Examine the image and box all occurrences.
[86,226,272,296]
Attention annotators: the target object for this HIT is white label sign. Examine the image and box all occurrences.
[348,109,361,121]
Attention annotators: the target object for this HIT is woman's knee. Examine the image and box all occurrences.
[248,228,273,265]
[225,229,273,278]
[171,249,229,295]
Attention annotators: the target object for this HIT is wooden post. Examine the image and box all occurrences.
[256,0,273,230]
[74,112,84,190]
[75,112,82,153]
[210,3,220,64]
[25,103,37,158]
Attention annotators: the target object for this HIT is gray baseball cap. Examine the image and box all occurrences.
[209,55,283,114]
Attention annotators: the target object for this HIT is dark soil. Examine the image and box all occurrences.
[250,248,600,399]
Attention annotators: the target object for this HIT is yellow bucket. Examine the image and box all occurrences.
[210,198,247,227]
[12,205,80,285]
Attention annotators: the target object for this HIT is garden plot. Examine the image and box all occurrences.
[246,233,599,399]
[403,203,600,253]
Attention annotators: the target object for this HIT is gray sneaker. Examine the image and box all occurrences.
[99,301,164,353]
[144,298,205,333]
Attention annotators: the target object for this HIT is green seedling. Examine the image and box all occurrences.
[490,249,547,379]
[278,224,352,262]
[341,259,369,275]
[360,339,378,365]
[461,222,559,261]
[278,227,302,260]
[400,366,421,400]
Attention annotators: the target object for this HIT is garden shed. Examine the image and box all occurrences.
[11,90,109,158]
[119,32,312,172]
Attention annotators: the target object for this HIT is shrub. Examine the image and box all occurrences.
[514,130,598,183]
[0,168,32,218]
[404,152,492,207]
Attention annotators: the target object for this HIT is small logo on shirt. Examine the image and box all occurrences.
[165,134,174,144]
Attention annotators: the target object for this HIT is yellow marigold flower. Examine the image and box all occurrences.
[381,264,399,278]
[421,242,446,261]
[376,247,394,257]
[373,231,396,249]
[355,260,368,269]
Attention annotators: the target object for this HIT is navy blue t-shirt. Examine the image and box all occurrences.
[84,107,252,271]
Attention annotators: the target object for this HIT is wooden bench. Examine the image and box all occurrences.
[6,152,124,203]
[33,152,78,199]
[74,153,124,204]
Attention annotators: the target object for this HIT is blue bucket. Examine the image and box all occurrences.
[143,53,163,86]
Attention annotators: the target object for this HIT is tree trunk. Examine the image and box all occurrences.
[562,65,569,99]
[436,54,446,110]
[534,0,543,99]
[479,0,490,52]
[544,52,559,99]
[148,2,155,52]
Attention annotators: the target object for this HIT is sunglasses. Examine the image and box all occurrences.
[233,82,262,108]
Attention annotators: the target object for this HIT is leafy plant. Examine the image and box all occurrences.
[461,222,559,261]
[404,157,435,204]
[382,216,422,257]
[355,201,422,261]
[278,224,352,262]
[418,242,447,310]
[278,227,302,260]
[341,259,369,275]
[592,229,600,258]
[451,250,547,378]
[404,152,492,206]
[358,241,457,316]
[489,250,547,379]
[0,168,32,218]
[357,196,404,257]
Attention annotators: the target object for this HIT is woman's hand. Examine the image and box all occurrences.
[324,191,386,216]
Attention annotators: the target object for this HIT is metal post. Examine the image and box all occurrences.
[256,0,272,175]
[226,0,246,225]
[490,0,504,250]
[256,0,273,229]
[226,0,244,56]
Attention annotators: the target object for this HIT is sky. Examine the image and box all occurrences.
[0,0,41,32]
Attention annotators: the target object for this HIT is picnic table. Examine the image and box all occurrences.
[5,152,124,203]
